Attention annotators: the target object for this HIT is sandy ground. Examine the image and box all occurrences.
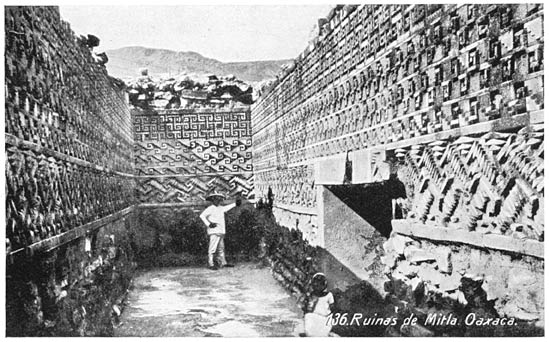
[114,262,304,337]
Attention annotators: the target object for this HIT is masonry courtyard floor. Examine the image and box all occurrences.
[114,262,303,337]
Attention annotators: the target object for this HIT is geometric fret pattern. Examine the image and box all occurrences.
[252,4,544,173]
[135,138,252,175]
[5,6,135,252]
[254,165,316,208]
[133,108,254,203]
[395,125,544,241]
[5,143,137,251]
[136,174,253,203]
[251,5,544,255]
[134,110,251,141]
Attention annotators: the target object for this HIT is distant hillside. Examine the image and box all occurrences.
[105,46,291,83]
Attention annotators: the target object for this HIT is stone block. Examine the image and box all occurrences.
[390,234,414,255]
[380,254,397,269]
[405,245,436,264]
[382,240,394,253]
[417,264,443,286]
[409,276,424,292]
[467,248,484,275]
[507,268,537,288]
[482,275,508,302]
[395,262,419,278]
[449,247,470,275]
[443,289,468,306]
[502,268,542,320]
[439,272,462,292]
[434,246,452,274]
[502,303,539,321]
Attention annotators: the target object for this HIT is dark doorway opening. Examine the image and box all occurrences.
[326,175,406,238]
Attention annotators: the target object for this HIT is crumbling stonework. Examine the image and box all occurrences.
[126,73,253,109]
[384,231,544,320]
[383,230,543,336]
[6,215,136,336]
[252,4,544,335]
[5,6,136,336]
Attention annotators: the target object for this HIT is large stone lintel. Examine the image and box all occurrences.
[392,220,544,259]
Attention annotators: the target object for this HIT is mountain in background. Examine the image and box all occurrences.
[105,46,291,83]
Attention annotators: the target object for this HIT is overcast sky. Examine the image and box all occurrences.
[59,5,333,62]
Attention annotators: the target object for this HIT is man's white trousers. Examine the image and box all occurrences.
[208,234,227,267]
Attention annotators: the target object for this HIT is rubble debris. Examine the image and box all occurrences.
[126,73,253,109]
[382,232,544,336]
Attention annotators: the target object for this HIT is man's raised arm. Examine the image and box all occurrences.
[222,196,242,212]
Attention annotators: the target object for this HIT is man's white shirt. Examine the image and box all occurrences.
[200,203,236,235]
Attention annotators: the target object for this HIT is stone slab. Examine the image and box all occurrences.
[392,220,543,259]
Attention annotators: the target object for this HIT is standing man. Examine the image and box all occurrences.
[200,192,241,270]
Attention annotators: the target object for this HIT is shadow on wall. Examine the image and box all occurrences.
[326,175,406,238]
[257,206,393,337]
[318,248,392,337]
[131,208,207,267]
[131,203,261,267]
[225,203,264,257]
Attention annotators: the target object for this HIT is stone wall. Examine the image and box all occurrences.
[322,186,387,293]
[133,107,253,204]
[131,106,255,261]
[5,6,136,336]
[6,212,136,336]
[383,225,544,336]
[383,123,544,332]
[258,206,392,337]
[251,4,544,334]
